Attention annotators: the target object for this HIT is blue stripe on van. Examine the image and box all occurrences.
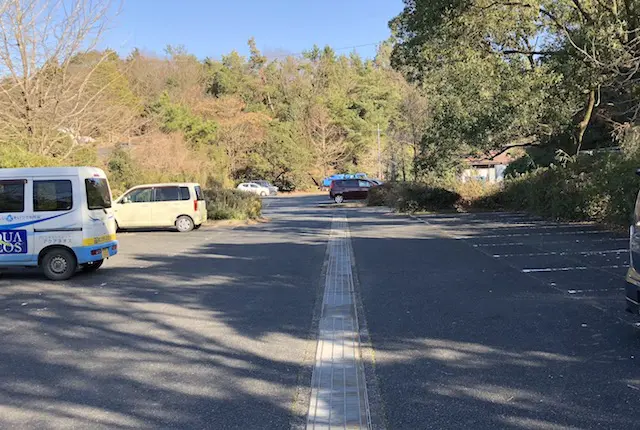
[0,212,74,229]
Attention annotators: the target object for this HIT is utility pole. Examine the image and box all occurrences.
[377,124,381,179]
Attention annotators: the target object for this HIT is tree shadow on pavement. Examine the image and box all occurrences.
[0,211,331,428]
[347,209,640,430]
[3,200,636,429]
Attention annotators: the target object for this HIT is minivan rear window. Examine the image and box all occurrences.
[155,187,181,202]
[0,180,25,213]
[195,185,204,201]
[85,178,112,210]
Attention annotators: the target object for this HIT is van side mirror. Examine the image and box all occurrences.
[120,197,131,204]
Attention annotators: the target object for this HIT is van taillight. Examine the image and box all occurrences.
[194,200,198,211]
[330,181,335,189]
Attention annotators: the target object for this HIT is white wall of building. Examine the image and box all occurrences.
[461,164,508,183]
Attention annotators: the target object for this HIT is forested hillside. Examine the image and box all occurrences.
[0,1,424,194]
[3,0,640,220]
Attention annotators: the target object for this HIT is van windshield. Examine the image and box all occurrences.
[85,178,112,210]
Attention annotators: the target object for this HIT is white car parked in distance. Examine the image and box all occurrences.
[237,182,270,196]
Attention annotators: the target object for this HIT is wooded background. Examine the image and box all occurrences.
[2,0,640,203]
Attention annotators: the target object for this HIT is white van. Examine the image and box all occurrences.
[114,183,207,232]
[0,167,118,280]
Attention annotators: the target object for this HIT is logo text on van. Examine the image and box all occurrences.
[0,230,27,254]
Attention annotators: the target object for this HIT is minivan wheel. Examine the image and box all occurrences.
[260,191,267,197]
[42,248,77,281]
[176,215,195,232]
[334,194,344,204]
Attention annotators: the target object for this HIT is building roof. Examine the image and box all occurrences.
[465,150,515,167]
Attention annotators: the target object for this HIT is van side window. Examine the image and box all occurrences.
[0,180,25,213]
[179,187,191,201]
[125,188,152,203]
[34,180,73,212]
[155,187,180,202]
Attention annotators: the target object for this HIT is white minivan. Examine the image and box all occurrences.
[0,167,118,280]
[114,183,207,232]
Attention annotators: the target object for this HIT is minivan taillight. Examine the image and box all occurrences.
[330,181,335,189]
[194,200,198,211]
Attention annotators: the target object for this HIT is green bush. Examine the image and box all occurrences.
[368,182,461,212]
[367,182,401,207]
[203,188,262,220]
[369,153,640,228]
[481,153,640,227]
[0,146,60,168]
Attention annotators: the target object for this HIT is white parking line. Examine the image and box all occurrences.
[473,238,628,247]
[493,249,628,258]
[471,212,533,218]
[463,223,596,231]
[522,265,626,273]
[471,230,610,238]
[567,287,626,294]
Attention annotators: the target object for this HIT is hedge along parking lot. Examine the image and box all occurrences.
[203,188,262,221]
[411,211,633,320]
[366,153,640,230]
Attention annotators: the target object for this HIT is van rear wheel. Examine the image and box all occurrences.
[176,215,194,232]
[334,194,344,204]
[42,248,77,281]
[81,259,104,272]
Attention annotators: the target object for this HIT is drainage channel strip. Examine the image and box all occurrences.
[307,216,370,430]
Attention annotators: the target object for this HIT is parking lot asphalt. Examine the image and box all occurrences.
[2,195,640,430]
[0,195,331,429]
[348,209,640,429]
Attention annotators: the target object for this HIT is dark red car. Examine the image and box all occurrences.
[329,179,378,203]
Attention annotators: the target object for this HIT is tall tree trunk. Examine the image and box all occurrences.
[576,88,596,154]
[401,151,406,182]
[266,93,275,114]
[321,128,328,177]
[411,143,419,180]
[624,0,636,32]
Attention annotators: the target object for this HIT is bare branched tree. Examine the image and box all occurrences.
[388,82,430,180]
[305,102,347,177]
[0,0,132,160]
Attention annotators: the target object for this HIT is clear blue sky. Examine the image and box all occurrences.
[101,0,405,60]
